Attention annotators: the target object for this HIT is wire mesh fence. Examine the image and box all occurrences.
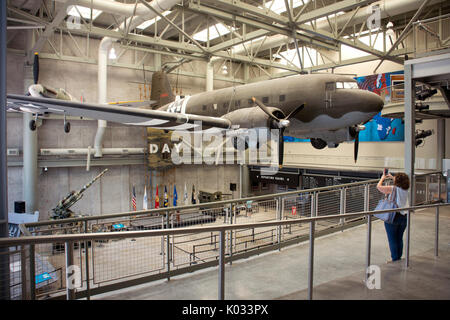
[92,236,164,285]
[3,172,445,300]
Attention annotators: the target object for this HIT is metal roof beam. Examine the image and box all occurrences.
[186,2,338,52]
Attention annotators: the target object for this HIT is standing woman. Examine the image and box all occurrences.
[377,172,410,262]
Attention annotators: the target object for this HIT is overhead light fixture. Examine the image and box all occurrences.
[222,65,228,75]
[108,47,117,60]
[386,21,395,36]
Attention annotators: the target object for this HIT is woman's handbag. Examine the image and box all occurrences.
[374,187,398,224]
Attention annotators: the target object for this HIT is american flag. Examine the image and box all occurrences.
[132,186,137,211]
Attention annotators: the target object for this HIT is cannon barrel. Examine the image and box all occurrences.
[78,169,108,195]
[51,169,108,219]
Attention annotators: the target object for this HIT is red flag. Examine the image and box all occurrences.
[155,186,160,209]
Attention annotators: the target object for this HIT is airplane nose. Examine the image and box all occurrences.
[365,91,384,114]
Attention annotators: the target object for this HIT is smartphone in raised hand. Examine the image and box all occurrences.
[384,168,389,176]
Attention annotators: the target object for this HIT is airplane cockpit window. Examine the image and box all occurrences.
[336,82,358,89]
[344,82,359,89]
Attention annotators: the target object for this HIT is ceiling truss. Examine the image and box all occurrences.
[6,0,450,83]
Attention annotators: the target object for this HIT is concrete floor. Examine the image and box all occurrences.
[93,206,450,300]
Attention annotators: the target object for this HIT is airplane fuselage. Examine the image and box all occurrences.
[159,74,383,144]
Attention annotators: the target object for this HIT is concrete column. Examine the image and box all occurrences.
[243,63,249,83]
[154,53,161,71]
[22,112,38,212]
[150,53,162,206]
[22,33,38,213]
[240,165,250,198]
[206,62,214,92]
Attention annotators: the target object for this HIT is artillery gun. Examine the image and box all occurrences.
[51,169,108,219]
[198,190,231,203]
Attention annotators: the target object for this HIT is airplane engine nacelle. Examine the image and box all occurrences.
[221,106,284,129]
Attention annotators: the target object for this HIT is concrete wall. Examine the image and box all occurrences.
[6,34,243,220]
[150,164,241,206]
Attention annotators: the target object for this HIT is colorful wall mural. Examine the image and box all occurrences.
[285,70,405,143]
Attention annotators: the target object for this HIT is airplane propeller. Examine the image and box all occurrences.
[33,52,39,85]
[351,124,365,163]
[354,130,359,163]
[251,97,305,167]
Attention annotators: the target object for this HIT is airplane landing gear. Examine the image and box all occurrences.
[63,114,70,133]
[310,138,327,149]
[29,120,36,131]
[29,114,38,131]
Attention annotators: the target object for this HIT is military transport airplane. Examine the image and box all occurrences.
[7,69,383,166]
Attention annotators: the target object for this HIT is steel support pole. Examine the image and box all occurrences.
[404,63,416,207]
[307,219,315,301]
[405,210,411,268]
[0,0,11,301]
[65,241,75,300]
[29,244,35,300]
[339,187,345,227]
[84,222,90,300]
[166,211,170,281]
[278,196,282,250]
[365,184,372,279]
[21,245,28,299]
[435,206,439,257]
[218,229,225,300]
[229,204,233,266]
[307,193,316,300]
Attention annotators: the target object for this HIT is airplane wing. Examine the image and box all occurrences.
[7,94,231,131]
[107,100,157,108]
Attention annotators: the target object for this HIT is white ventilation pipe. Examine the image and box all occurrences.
[94,36,113,157]
[59,0,181,31]
[90,0,181,157]
[59,0,173,18]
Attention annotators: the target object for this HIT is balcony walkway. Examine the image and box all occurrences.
[94,206,450,300]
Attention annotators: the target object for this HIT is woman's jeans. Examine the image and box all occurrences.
[384,212,407,261]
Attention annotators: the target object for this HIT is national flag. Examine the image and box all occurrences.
[191,184,196,204]
[143,185,148,210]
[155,186,160,209]
[173,185,178,207]
[163,186,169,207]
[183,182,188,205]
[131,186,137,211]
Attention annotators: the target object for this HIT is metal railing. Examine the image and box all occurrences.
[0,171,445,300]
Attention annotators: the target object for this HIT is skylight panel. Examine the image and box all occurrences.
[274,47,317,68]
[315,11,346,23]
[260,0,305,14]
[193,23,235,42]
[136,11,172,30]
[67,5,102,20]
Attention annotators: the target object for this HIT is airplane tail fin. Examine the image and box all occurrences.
[150,71,175,109]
